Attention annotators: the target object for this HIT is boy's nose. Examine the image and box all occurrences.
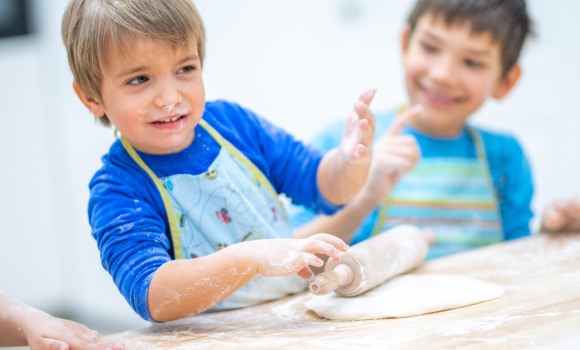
[429,55,458,86]
[153,77,183,109]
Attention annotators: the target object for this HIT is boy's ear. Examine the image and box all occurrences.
[492,64,522,100]
[401,25,411,56]
[72,81,106,118]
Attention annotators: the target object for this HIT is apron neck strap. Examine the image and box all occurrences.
[120,136,184,259]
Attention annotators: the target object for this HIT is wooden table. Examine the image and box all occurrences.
[110,233,580,349]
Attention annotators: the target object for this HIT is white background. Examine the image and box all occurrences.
[0,0,578,340]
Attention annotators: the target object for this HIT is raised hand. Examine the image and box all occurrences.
[542,197,580,233]
[339,87,377,164]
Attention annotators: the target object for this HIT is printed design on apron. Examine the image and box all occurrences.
[372,127,503,259]
[120,119,307,310]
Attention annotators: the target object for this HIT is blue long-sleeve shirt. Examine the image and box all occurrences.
[89,100,341,321]
[289,109,534,244]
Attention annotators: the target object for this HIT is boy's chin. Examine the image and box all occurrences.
[415,112,467,137]
[130,132,195,154]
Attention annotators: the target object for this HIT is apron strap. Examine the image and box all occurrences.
[120,136,184,260]
[466,126,504,231]
[198,119,288,217]
[119,119,289,260]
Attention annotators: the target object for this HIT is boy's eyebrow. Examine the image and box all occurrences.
[115,55,200,79]
[177,55,200,65]
[422,30,491,56]
[116,66,148,79]
[467,48,491,56]
[422,31,442,42]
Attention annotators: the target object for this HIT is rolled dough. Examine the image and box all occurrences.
[305,274,504,321]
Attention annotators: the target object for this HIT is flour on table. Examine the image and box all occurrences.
[306,274,504,321]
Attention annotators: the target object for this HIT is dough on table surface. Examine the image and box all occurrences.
[305,274,504,321]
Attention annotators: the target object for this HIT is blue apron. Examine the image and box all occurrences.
[121,119,307,310]
[372,127,504,259]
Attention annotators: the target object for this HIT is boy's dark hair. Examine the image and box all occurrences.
[407,0,533,77]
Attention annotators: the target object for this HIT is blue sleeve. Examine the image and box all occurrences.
[483,131,534,240]
[287,120,345,229]
[89,165,171,322]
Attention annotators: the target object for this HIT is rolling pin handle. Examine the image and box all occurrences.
[309,264,354,296]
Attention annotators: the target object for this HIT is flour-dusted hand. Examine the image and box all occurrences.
[357,105,422,207]
[250,234,349,280]
[339,87,378,164]
[542,197,580,233]
[0,292,124,350]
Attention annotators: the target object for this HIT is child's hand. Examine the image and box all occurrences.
[357,105,422,207]
[542,197,580,233]
[339,87,377,164]
[250,234,349,280]
[21,310,124,350]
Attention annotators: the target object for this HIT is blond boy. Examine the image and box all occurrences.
[63,0,378,322]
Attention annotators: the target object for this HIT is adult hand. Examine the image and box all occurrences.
[21,310,124,350]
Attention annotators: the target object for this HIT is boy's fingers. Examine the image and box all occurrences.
[308,233,349,252]
[358,87,377,106]
[299,240,342,261]
[563,197,580,215]
[354,102,375,128]
[355,101,376,132]
[386,105,423,137]
[297,266,314,280]
[544,206,564,231]
[292,252,324,270]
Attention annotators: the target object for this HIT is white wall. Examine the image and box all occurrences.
[0,0,578,336]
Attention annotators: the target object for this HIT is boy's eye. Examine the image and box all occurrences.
[128,76,149,85]
[465,59,483,69]
[421,42,437,53]
[178,65,195,74]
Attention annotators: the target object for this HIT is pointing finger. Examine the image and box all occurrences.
[386,104,423,137]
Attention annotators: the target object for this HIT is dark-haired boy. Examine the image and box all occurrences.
[293,0,535,259]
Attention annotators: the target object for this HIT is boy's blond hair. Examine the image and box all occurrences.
[62,0,206,127]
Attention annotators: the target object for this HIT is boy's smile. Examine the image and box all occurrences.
[75,37,205,154]
[401,13,519,137]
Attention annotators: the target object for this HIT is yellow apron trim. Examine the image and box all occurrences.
[120,136,184,260]
[372,198,391,237]
[370,126,503,241]
[198,119,288,218]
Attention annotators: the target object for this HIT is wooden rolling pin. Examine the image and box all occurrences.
[309,225,435,297]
